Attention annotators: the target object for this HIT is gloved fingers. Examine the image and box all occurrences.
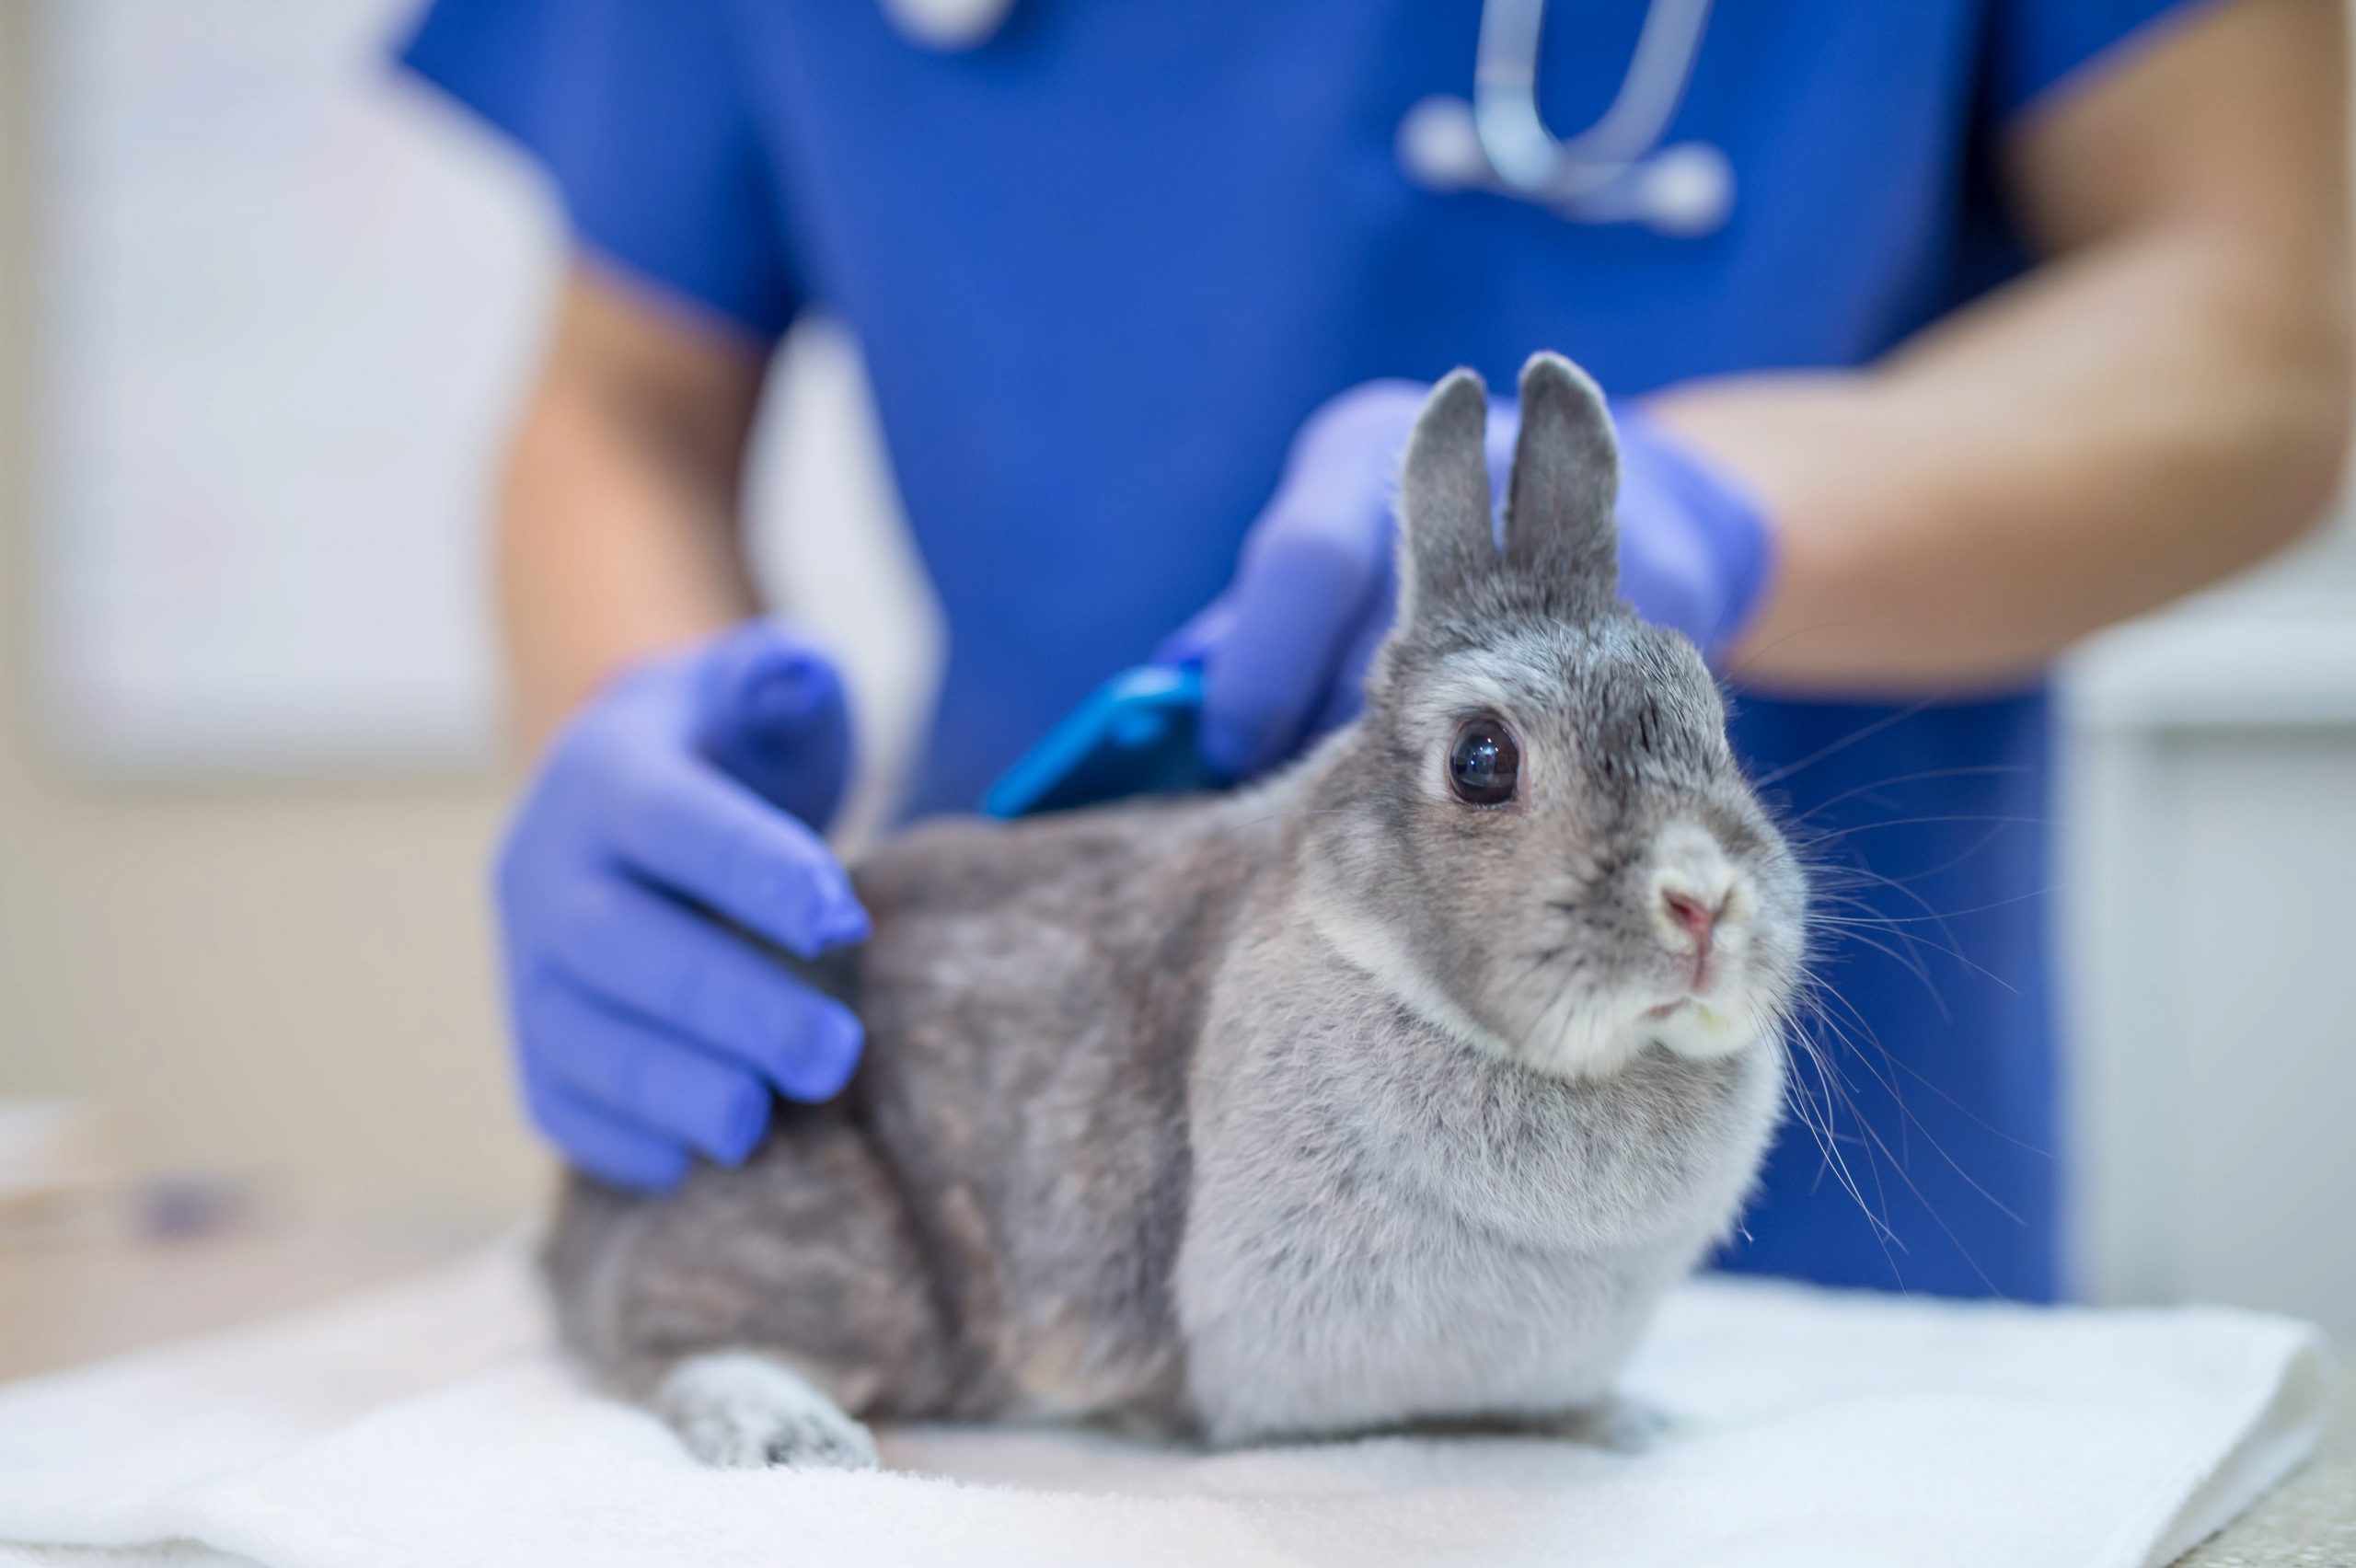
[1602,409,1708,638]
[691,620,854,830]
[606,751,870,961]
[525,1081,692,1193]
[523,977,775,1167]
[543,875,864,1102]
[1606,402,1775,655]
[1151,594,1236,670]
[1307,547,1397,739]
[1197,516,1389,778]
[1611,514,1715,645]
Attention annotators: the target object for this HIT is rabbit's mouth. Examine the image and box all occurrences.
[1629,939,1796,1062]
[1643,996,1759,1059]
[1504,983,1770,1080]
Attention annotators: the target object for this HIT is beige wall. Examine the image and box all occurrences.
[0,6,539,1213]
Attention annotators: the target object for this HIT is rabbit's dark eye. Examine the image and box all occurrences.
[1448,715,1520,806]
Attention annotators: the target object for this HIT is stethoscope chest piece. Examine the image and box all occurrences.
[1398,0,1734,236]
[879,0,1017,51]
[1398,96,1733,236]
[875,0,1733,236]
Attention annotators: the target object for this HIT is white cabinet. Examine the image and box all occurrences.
[2062,598,2356,1338]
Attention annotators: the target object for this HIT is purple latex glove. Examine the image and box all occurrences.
[493,620,870,1191]
[1162,379,1774,778]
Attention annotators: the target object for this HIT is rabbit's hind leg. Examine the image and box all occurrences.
[545,1110,962,1466]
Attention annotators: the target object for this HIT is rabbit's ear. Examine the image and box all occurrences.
[1504,352,1618,610]
[1395,368,1496,622]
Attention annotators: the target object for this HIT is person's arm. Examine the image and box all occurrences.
[499,263,771,748]
[1655,0,2352,694]
[1176,0,2351,774]
[490,264,871,1193]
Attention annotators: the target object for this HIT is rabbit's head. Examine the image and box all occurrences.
[1302,353,1806,1080]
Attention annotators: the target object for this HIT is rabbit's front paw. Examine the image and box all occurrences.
[654,1351,879,1470]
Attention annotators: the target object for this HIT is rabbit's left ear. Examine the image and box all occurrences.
[1394,367,1497,624]
[1504,352,1619,612]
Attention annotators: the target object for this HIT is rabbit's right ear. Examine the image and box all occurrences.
[1504,352,1618,613]
[1395,368,1496,623]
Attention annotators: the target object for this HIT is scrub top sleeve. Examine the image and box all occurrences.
[1989,0,2226,119]
[396,0,800,340]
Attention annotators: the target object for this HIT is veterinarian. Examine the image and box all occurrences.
[407,0,2350,1300]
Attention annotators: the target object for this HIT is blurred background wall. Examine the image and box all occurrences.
[1,0,2352,1334]
[0,0,934,1224]
[0,2,533,1212]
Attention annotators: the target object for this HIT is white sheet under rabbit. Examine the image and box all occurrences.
[0,1241,2327,1568]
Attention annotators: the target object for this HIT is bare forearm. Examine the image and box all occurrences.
[498,269,770,750]
[1654,230,2349,691]
[1653,0,2350,696]
[500,388,758,747]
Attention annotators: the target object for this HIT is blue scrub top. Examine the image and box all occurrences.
[402,0,2210,1301]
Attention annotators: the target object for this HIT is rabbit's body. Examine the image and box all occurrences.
[547,758,1782,1449]
[546,356,1807,1465]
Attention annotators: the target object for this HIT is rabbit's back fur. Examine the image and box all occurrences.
[547,794,1257,1435]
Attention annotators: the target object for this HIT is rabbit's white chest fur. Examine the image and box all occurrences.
[1174,919,1783,1445]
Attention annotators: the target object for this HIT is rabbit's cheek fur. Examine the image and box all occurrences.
[1342,645,1802,1082]
[1308,792,1797,1083]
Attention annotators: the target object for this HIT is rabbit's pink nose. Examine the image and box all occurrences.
[1662,888,1722,949]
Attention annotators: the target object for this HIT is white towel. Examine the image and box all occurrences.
[0,1241,2328,1568]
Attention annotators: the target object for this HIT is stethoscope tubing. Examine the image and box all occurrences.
[876,0,1732,234]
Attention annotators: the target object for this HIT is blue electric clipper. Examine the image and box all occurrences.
[982,664,1227,818]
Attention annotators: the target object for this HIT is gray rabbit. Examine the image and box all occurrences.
[544,352,1807,1468]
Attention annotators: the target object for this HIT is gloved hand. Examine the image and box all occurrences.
[1162,379,1774,778]
[493,620,870,1191]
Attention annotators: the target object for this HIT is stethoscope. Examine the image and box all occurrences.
[878,0,1733,236]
